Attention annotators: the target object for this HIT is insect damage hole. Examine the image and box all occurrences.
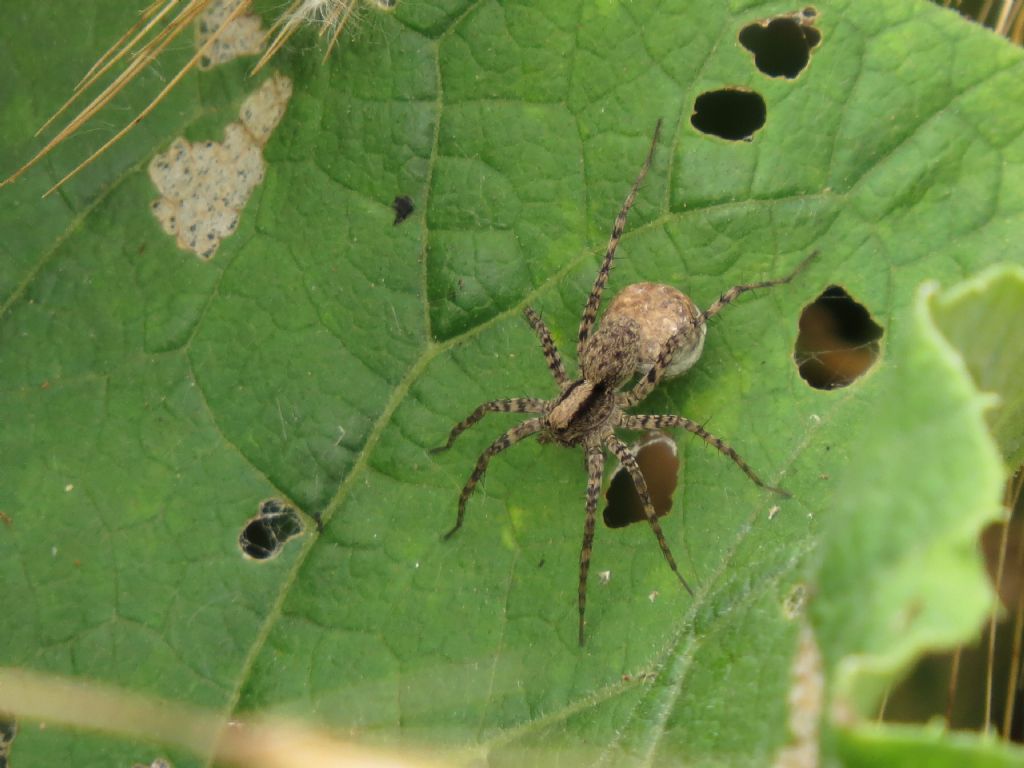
[148,74,293,260]
[794,285,883,390]
[739,9,822,79]
[196,0,265,70]
[239,498,304,560]
[604,433,679,529]
[0,716,15,768]
[690,88,767,141]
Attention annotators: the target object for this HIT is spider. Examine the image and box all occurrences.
[432,120,814,646]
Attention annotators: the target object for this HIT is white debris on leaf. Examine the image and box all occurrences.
[148,74,293,260]
[196,0,265,70]
[771,621,824,768]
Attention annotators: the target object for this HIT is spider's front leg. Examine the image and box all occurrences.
[577,120,663,352]
[430,398,547,454]
[442,417,545,540]
[523,306,569,388]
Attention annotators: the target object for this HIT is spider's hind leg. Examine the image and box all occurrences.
[620,413,788,496]
[624,251,820,407]
[443,417,545,540]
[578,447,604,646]
[605,433,694,596]
[702,250,819,323]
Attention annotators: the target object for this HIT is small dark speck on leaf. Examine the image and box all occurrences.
[392,195,414,225]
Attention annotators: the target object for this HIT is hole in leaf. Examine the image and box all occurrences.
[690,88,767,141]
[739,10,822,79]
[0,716,15,768]
[239,498,304,561]
[794,285,883,389]
[603,432,678,529]
[392,195,414,225]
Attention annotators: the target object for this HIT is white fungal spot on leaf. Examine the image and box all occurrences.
[196,0,265,70]
[772,621,824,768]
[148,74,293,260]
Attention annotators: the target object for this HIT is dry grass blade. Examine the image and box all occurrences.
[3,0,392,194]
[0,667,447,768]
[43,0,253,196]
[1,0,221,190]
[1001,469,1024,738]
[252,0,358,74]
[253,0,308,74]
[323,2,358,62]
[38,0,176,136]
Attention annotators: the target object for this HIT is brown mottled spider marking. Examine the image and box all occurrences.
[432,120,815,646]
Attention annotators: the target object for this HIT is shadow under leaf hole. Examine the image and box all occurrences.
[603,432,678,529]
[690,88,767,141]
[238,498,304,561]
[794,285,883,389]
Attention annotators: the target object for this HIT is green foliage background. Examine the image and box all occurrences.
[2,0,1023,765]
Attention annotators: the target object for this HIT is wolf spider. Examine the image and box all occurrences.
[432,120,813,646]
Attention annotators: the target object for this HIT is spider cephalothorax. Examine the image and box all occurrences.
[432,120,814,646]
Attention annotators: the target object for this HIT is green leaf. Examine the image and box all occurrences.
[2,1,1023,766]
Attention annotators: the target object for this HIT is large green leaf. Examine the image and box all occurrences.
[2,1,1023,765]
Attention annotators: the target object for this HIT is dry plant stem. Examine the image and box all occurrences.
[253,3,301,72]
[985,477,1017,735]
[43,0,252,196]
[1003,533,1024,737]
[980,0,998,25]
[876,685,891,722]
[253,0,311,73]
[946,646,962,726]
[995,0,1017,34]
[0,668,441,768]
[1001,469,1024,737]
[1010,1,1024,42]
[323,2,358,62]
